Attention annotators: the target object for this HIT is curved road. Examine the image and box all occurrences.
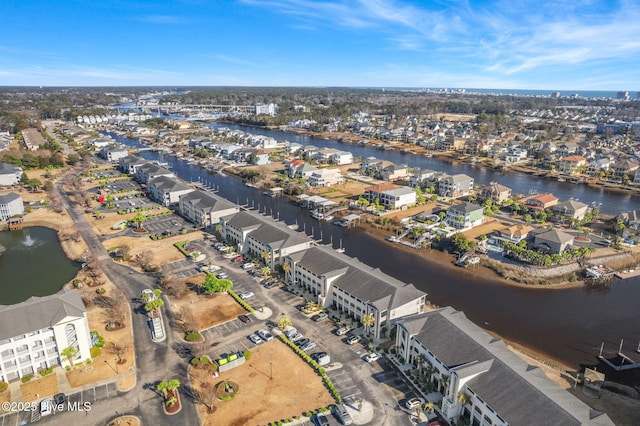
[53,175,200,426]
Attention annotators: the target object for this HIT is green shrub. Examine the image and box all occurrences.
[185,332,202,342]
[91,331,105,348]
[21,374,34,383]
[0,381,8,392]
[96,287,106,295]
[243,350,251,360]
[191,358,200,367]
[90,346,101,358]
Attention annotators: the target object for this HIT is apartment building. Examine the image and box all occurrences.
[0,290,92,383]
[147,176,193,207]
[285,245,426,339]
[178,190,240,229]
[0,163,23,186]
[0,192,24,220]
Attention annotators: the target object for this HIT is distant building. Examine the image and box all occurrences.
[0,192,24,220]
[0,163,23,186]
[480,182,511,203]
[0,290,92,382]
[533,229,575,254]
[147,176,193,207]
[135,163,175,185]
[255,103,277,116]
[99,144,128,163]
[364,183,416,210]
[119,156,148,175]
[438,174,474,198]
[525,193,558,210]
[552,200,589,220]
[308,168,343,187]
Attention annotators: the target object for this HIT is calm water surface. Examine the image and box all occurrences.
[0,227,81,305]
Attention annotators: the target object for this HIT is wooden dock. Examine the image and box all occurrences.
[613,269,640,279]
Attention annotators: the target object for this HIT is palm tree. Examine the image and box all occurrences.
[131,213,146,230]
[439,373,450,393]
[281,261,291,281]
[157,379,181,402]
[457,391,470,406]
[361,313,375,333]
[260,250,271,265]
[61,346,78,367]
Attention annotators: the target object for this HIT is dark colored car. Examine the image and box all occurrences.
[238,315,251,323]
[53,393,66,405]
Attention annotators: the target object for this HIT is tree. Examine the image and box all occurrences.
[131,213,146,230]
[457,391,470,406]
[260,250,271,265]
[157,379,181,402]
[278,316,291,330]
[175,307,197,334]
[105,341,130,364]
[144,298,165,312]
[27,178,42,192]
[361,313,375,331]
[61,346,78,367]
[281,261,291,278]
[202,274,233,294]
[259,266,271,277]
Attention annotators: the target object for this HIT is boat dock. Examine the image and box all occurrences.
[613,268,640,279]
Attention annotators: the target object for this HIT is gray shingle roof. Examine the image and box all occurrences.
[0,289,86,341]
[535,229,575,244]
[0,163,21,175]
[0,192,21,204]
[180,190,238,212]
[402,308,613,426]
[290,245,425,311]
[449,202,483,214]
[148,176,192,193]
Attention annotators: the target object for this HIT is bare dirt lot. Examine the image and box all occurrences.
[191,341,334,426]
[169,274,248,332]
[102,232,205,268]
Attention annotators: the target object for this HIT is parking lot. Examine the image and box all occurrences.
[143,214,195,236]
[159,258,200,279]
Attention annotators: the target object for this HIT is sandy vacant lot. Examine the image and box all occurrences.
[170,273,248,332]
[192,341,334,426]
[102,232,205,268]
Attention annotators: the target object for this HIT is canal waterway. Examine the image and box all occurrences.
[110,129,640,369]
[0,227,81,305]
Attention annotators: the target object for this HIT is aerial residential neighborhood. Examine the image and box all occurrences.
[0,85,639,426]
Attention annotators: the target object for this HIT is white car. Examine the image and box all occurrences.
[239,291,254,300]
[346,335,361,345]
[405,397,425,410]
[40,398,54,417]
[249,334,263,344]
[363,353,379,363]
[256,329,274,341]
[242,262,255,270]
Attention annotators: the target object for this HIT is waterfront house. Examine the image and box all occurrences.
[294,162,318,179]
[0,192,24,220]
[612,159,639,181]
[525,193,558,210]
[364,183,416,210]
[99,144,128,163]
[308,168,343,187]
[395,307,614,426]
[284,245,426,339]
[532,229,575,254]
[480,182,512,203]
[285,159,305,177]
[220,210,313,269]
[587,158,612,177]
[408,168,438,188]
[329,151,354,165]
[178,189,239,229]
[147,176,193,207]
[381,163,409,181]
[438,174,474,198]
[135,163,175,185]
[492,224,533,246]
[557,155,587,175]
[91,137,112,149]
[552,200,589,221]
[0,289,92,382]
[0,163,23,186]
[444,202,484,230]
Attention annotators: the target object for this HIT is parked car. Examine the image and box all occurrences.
[40,398,54,417]
[287,332,303,341]
[346,335,361,345]
[312,312,328,322]
[363,353,379,363]
[248,334,263,344]
[264,281,279,289]
[239,291,254,300]
[238,315,251,324]
[311,352,331,366]
[315,412,330,426]
[295,338,310,348]
[241,262,255,270]
[299,341,317,352]
[405,397,425,410]
[333,404,353,425]
[335,327,350,336]
[53,393,66,405]
[231,255,244,263]
[216,272,229,279]
[256,329,274,341]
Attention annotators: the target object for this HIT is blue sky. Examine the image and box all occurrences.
[1,0,639,90]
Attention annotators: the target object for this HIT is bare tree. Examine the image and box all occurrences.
[175,307,197,334]
[191,340,209,360]
[183,384,216,412]
[157,271,182,297]
[105,341,130,364]
[136,251,154,271]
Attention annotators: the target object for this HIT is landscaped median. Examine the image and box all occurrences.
[278,334,342,403]
[201,270,255,313]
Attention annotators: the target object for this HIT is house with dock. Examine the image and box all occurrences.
[444,202,484,230]
[364,183,417,210]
